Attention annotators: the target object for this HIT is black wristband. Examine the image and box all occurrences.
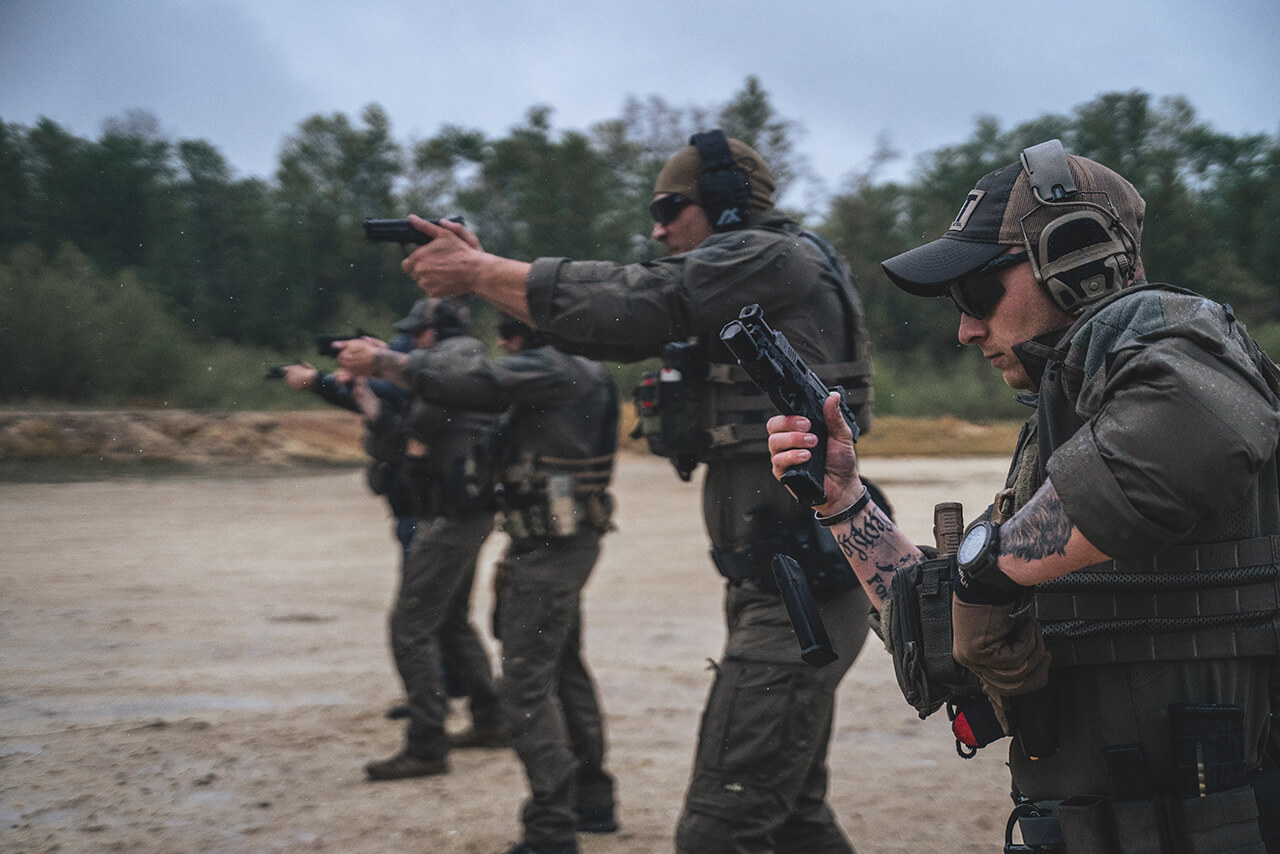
[814,486,871,527]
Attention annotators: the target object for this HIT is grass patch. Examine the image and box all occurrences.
[859,415,1023,457]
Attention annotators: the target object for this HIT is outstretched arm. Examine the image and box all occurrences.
[399,216,535,323]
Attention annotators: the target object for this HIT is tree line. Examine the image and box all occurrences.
[2,77,1277,416]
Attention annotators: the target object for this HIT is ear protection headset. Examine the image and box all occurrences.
[1018,140,1138,315]
[691,130,752,231]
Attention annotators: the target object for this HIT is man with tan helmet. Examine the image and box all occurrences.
[395,130,878,853]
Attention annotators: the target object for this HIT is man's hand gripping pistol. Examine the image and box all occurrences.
[719,304,859,668]
[719,303,859,506]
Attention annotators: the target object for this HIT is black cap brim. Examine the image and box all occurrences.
[881,236,1007,297]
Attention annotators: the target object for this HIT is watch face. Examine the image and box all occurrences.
[957,524,989,566]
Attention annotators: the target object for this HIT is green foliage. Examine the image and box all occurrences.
[1,84,1277,414]
[0,244,197,403]
[870,348,1028,422]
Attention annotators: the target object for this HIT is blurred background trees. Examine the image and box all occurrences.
[2,77,1277,416]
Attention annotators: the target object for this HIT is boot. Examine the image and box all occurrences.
[502,841,579,854]
[574,803,618,834]
[449,723,511,749]
[364,749,448,781]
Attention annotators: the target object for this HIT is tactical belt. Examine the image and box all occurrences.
[1034,535,1280,667]
[709,513,859,595]
[703,359,873,448]
[499,453,616,542]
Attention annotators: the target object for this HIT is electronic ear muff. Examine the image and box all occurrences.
[1018,140,1138,315]
[691,130,752,231]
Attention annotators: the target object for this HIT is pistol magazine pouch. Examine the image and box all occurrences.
[499,453,616,543]
[630,340,873,480]
[879,554,983,719]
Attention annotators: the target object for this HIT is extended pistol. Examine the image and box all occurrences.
[362,216,465,246]
[719,303,858,506]
[314,330,372,359]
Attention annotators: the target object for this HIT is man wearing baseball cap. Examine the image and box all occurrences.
[770,140,1280,851]
[394,130,879,854]
[344,298,508,783]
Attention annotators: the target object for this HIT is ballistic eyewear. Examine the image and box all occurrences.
[649,194,694,226]
[946,250,1029,319]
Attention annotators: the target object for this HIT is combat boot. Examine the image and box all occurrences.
[363,749,448,781]
[449,724,511,749]
[574,803,618,833]
[502,841,579,854]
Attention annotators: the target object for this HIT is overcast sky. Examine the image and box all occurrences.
[3,0,1278,202]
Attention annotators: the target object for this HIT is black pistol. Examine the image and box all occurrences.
[362,216,465,246]
[719,304,858,506]
[314,330,371,358]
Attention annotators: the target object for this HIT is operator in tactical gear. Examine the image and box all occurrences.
[337,298,506,782]
[339,312,620,854]
[271,318,502,747]
[395,131,878,854]
[769,140,1280,852]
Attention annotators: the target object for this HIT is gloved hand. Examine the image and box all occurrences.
[952,562,1022,605]
[950,532,1026,604]
[951,594,1051,698]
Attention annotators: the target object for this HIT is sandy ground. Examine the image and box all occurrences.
[0,452,1020,854]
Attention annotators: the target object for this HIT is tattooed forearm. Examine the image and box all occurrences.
[834,504,891,561]
[866,555,913,602]
[1003,482,1073,561]
[865,571,890,603]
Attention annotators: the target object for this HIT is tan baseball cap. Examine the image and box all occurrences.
[882,145,1145,297]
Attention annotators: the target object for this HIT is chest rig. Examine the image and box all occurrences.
[1003,286,1280,668]
[631,229,873,481]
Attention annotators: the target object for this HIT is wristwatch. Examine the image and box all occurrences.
[956,520,1021,594]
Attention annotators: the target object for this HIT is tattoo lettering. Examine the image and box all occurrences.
[866,571,890,603]
[834,505,890,562]
[1003,483,1073,561]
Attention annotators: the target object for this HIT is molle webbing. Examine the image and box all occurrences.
[533,453,615,494]
[703,359,873,446]
[1034,535,1280,666]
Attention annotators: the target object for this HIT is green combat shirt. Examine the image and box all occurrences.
[1035,286,1280,560]
[1006,283,1280,808]
[523,212,872,554]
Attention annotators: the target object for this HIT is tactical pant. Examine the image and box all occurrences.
[1008,657,1277,853]
[391,511,500,758]
[676,581,869,854]
[497,531,614,850]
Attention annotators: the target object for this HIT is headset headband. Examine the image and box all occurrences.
[690,130,751,231]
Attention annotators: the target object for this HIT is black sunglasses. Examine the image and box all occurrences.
[649,194,694,226]
[946,251,1029,319]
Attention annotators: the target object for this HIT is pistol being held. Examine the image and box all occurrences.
[314,331,373,359]
[719,303,858,506]
[362,216,465,246]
